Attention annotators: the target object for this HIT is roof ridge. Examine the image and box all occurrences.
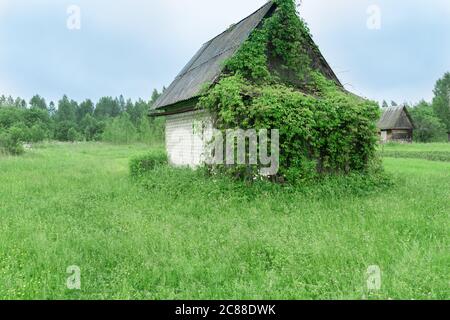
[200,1,274,46]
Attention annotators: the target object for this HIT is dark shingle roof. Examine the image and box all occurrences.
[152,1,276,111]
[378,106,414,130]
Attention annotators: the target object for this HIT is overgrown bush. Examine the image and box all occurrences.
[0,126,25,155]
[67,127,81,142]
[29,124,48,143]
[198,0,380,183]
[129,150,168,178]
[0,107,50,144]
[54,121,78,142]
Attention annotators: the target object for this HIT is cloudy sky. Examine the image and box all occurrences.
[0,0,449,105]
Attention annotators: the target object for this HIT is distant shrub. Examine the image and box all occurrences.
[137,116,165,145]
[0,107,24,128]
[80,114,104,141]
[28,124,48,143]
[103,113,137,144]
[409,101,447,142]
[67,127,81,142]
[54,121,78,142]
[129,150,168,177]
[0,126,25,155]
[0,106,50,143]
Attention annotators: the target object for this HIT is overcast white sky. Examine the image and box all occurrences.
[0,0,449,105]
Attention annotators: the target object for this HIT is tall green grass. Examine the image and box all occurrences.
[0,142,448,299]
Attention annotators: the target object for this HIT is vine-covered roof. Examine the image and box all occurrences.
[152,1,341,112]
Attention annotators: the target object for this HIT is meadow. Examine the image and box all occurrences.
[380,143,450,162]
[0,142,448,300]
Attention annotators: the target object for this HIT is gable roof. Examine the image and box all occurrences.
[378,106,415,130]
[151,1,341,112]
[152,1,275,111]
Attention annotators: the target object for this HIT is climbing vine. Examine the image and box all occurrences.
[198,0,381,182]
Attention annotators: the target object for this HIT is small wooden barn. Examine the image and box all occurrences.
[149,1,341,167]
[377,106,415,143]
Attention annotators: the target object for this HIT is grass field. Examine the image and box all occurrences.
[383,142,450,153]
[0,142,448,300]
[380,143,450,162]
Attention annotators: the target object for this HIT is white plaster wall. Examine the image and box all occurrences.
[380,130,388,143]
[165,111,213,167]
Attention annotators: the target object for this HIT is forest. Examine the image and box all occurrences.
[0,89,165,155]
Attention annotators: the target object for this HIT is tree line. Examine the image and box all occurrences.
[0,89,165,154]
[382,72,450,142]
[1,73,449,155]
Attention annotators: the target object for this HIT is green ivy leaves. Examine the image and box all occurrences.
[198,0,381,182]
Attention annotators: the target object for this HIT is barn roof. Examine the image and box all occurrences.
[378,106,415,130]
[151,1,342,113]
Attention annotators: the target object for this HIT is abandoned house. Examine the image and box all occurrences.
[149,1,342,167]
[377,106,415,143]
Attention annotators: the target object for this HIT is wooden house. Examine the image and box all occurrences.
[377,106,415,143]
[149,1,341,167]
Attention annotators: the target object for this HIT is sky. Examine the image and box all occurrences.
[0,0,449,105]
